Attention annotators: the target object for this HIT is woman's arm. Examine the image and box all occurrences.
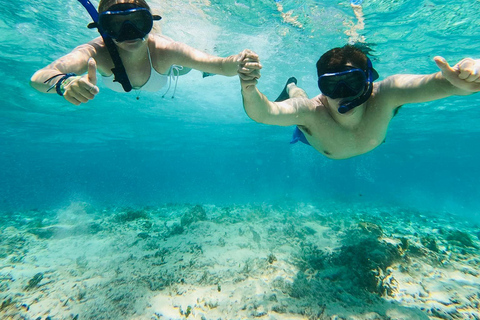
[30,43,98,92]
[162,40,255,76]
[30,41,101,105]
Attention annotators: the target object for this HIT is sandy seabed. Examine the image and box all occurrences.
[0,201,479,320]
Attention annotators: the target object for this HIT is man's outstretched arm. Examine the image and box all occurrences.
[238,54,312,127]
[377,56,480,109]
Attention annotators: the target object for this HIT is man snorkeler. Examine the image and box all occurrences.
[237,45,480,159]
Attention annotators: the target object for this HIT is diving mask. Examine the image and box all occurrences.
[318,58,378,113]
[97,7,161,42]
[318,67,368,99]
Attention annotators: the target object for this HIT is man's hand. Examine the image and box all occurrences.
[63,58,100,105]
[434,56,480,93]
[237,49,262,91]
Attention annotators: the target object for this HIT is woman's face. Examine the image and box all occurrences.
[113,37,146,52]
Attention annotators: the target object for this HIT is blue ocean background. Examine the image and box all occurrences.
[1,0,480,220]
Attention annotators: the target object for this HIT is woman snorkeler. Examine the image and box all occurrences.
[30,0,260,105]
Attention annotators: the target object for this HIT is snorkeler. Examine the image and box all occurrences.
[30,0,260,105]
[237,45,480,159]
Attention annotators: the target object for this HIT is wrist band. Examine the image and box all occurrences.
[55,73,77,96]
[45,73,77,96]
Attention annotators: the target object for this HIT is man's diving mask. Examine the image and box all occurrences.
[318,66,370,99]
[90,7,161,42]
[317,58,379,113]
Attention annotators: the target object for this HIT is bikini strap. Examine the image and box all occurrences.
[162,65,183,98]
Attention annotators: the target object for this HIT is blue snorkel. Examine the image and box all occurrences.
[78,0,99,24]
[77,0,133,92]
[337,58,376,114]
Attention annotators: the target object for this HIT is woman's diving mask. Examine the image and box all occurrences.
[89,7,161,42]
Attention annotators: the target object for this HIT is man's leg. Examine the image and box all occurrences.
[275,77,309,101]
[287,82,309,99]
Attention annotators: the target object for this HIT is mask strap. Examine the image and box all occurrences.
[77,0,133,92]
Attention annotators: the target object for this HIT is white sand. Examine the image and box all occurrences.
[0,202,479,320]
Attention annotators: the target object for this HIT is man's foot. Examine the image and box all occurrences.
[202,72,215,78]
[274,77,297,102]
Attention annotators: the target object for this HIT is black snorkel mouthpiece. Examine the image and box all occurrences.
[338,103,356,114]
[338,83,373,114]
[77,0,133,92]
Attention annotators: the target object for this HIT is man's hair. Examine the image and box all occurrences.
[98,0,151,13]
[316,45,368,77]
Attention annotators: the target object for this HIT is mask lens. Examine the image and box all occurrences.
[99,8,153,40]
[318,69,367,99]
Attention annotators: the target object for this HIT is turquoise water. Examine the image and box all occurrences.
[1,0,480,217]
[2,1,480,319]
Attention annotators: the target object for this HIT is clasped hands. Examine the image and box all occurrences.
[238,49,262,90]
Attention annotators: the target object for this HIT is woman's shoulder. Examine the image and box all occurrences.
[82,37,112,74]
[82,37,106,52]
[71,37,109,62]
[151,34,175,47]
[150,34,193,52]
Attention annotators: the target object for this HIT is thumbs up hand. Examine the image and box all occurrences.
[434,56,480,93]
[63,58,100,106]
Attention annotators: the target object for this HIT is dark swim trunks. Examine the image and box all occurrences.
[290,126,311,145]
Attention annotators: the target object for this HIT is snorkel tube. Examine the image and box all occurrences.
[338,58,375,114]
[78,0,99,22]
[337,82,373,114]
[77,0,132,92]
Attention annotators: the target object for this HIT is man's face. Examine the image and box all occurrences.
[317,63,368,100]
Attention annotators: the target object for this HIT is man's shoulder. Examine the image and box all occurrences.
[365,82,403,117]
[307,95,326,111]
[281,96,322,114]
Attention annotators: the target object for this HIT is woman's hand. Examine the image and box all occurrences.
[238,49,262,91]
[63,58,100,105]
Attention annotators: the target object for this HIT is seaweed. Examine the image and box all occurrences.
[295,243,328,271]
[446,230,478,248]
[0,297,13,311]
[291,222,402,298]
[167,223,184,236]
[25,273,43,291]
[115,208,149,222]
[421,236,439,252]
[181,205,207,227]
[334,238,401,294]
[267,253,277,264]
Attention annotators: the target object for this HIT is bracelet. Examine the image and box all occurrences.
[54,73,77,96]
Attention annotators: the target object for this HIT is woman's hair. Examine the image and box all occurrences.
[98,0,151,13]
[316,45,368,77]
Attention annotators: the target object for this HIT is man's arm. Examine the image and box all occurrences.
[237,52,313,126]
[378,56,480,109]
[240,81,312,126]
